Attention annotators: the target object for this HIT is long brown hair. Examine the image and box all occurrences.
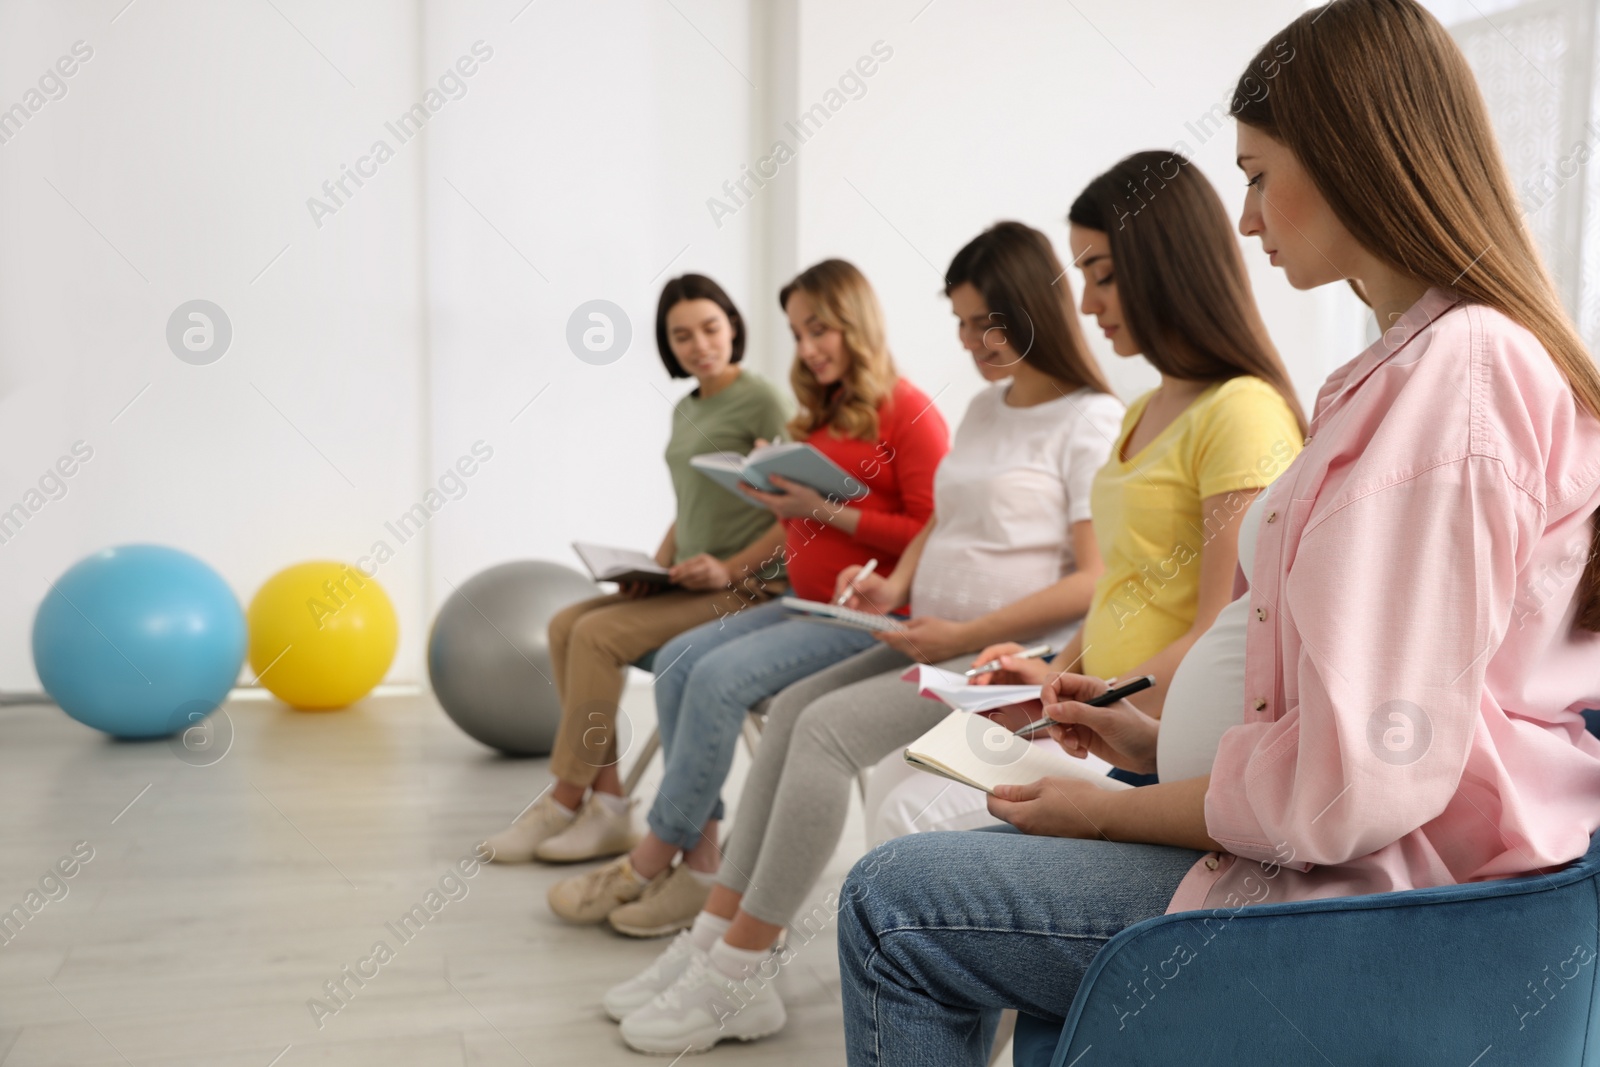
[1067,151,1307,435]
[944,221,1113,396]
[780,259,898,441]
[1232,0,1600,632]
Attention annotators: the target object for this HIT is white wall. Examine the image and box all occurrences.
[421,0,755,608]
[783,0,1362,425]
[0,0,1400,691]
[0,0,428,687]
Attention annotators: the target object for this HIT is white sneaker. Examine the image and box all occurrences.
[481,795,574,864]
[602,931,707,1022]
[619,952,787,1054]
[534,794,639,864]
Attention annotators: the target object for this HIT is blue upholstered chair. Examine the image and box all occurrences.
[1013,711,1600,1066]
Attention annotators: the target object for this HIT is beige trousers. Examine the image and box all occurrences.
[546,586,776,785]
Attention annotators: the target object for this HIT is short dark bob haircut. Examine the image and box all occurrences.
[655,273,746,377]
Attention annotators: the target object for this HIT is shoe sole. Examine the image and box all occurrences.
[533,835,641,865]
[622,1014,786,1055]
[548,892,635,925]
[604,1002,634,1023]
[607,912,697,939]
[548,909,618,925]
[480,837,541,864]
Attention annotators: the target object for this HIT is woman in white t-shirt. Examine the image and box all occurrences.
[604,220,1124,1054]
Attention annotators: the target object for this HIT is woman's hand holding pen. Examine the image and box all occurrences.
[1039,672,1160,775]
[833,565,904,613]
[967,642,1056,687]
[986,675,1163,839]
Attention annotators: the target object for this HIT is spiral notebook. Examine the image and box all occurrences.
[780,597,905,632]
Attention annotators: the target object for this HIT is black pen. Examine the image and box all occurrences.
[1013,674,1155,736]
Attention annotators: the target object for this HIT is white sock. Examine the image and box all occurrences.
[688,912,732,952]
[710,938,772,981]
[684,866,717,887]
[545,796,576,817]
[592,792,629,815]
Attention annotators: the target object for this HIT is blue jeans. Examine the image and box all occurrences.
[837,826,1203,1066]
[648,599,877,850]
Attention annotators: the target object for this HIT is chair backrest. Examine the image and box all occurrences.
[1034,827,1600,1066]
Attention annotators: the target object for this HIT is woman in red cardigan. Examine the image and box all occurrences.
[547,259,950,935]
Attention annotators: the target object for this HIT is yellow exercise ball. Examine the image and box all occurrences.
[247,561,398,710]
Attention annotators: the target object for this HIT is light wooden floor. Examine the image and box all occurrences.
[0,682,863,1065]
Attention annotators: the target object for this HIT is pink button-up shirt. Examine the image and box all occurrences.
[1168,288,1600,913]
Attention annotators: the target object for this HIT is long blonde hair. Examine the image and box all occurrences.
[1233,0,1600,631]
[780,259,898,441]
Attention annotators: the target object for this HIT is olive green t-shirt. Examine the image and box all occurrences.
[665,369,791,564]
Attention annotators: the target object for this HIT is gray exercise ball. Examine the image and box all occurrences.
[428,560,599,756]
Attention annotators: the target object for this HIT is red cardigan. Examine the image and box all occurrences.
[782,377,948,602]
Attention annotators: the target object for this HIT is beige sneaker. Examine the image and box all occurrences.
[548,855,664,925]
[481,794,576,864]
[533,794,639,864]
[608,864,714,938]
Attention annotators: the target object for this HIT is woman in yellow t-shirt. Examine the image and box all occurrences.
[978,151,1305,722]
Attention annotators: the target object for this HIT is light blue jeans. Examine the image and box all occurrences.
[837,826,1203,1066]
[648,599,878,850]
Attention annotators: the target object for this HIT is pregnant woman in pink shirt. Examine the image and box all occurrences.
[835,2,1600,1063]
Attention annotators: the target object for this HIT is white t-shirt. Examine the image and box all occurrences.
[1155,484,1274,782]
[910,382,1124,644]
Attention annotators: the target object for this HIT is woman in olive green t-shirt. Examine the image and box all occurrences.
[483,275,791,866]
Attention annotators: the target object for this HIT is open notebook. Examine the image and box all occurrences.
[899,663,1040,713]
[905,711,1133,795]
[691,442,869,505]
[781,597,905,632]
[572,542,672,585]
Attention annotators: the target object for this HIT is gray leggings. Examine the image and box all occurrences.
[717,643,971,926]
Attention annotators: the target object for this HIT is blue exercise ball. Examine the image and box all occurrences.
[33,545,246,739]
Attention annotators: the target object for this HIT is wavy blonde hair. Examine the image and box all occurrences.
[780,259,898,441]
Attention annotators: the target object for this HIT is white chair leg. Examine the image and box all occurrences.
[741,715,764,756]
[988,1008,1017,1066]
[741,699,770,757]
[627,698,768,799]
[622,728,661,797]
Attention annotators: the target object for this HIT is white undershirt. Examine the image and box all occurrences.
[1155,486,1273,782]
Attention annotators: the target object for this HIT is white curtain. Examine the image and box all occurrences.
[1447,0,1600,352]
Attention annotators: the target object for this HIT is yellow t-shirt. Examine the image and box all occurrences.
[1079,375,1303,680]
